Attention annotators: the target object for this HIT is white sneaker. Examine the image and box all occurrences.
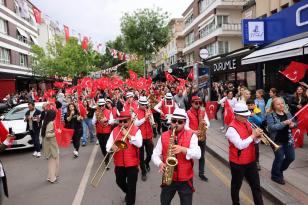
[36,152,41,158]
[96,140,99,145]
[33,151,38,157]
[73,150,79,157]
[220,126,225,130]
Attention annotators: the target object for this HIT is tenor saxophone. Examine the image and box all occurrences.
[162,126,178,186]
[197,108,207,142]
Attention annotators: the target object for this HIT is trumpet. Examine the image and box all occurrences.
[146,106,156,127]
[249,122,281,152]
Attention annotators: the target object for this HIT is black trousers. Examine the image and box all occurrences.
[153,112,161,135]
[29,130,40,152]
[255,144,259,163]
[97,133,110,164]
[161,181,193,205]
[198,140,206,176]
[161,120,169,132]
[230,161,263,205]
[72,129,82,151]
[139,139,154,175]
[115,166,138,205]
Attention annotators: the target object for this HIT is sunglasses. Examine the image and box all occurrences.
[193,102,202,105]
[171,119,184,125]
[119,119,128,123]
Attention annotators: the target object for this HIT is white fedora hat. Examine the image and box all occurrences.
[234,103,251,117]
[138,96,149,105]
[97,98,106,105]
[165,92,173,100]
[126,92,134,98]
[171,108,187,120]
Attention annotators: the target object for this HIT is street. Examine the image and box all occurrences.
[2,140,274,205]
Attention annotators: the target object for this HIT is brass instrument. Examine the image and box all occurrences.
[146,106,156,127]
[91,116,137,187]
[162,126,178,186]
[197,107,207,142]
[249,122,281,152]
[96,109,108,127]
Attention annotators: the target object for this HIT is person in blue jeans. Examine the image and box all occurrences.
[266,97,296,185]
[81,100,96,146]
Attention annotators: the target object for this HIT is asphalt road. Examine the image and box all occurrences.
[1,141,275,205]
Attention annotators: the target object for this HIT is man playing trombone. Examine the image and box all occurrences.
[225,103,264,205]
[106,111,142,205]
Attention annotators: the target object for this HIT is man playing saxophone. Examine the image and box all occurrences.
[186,96,210,182]
[152,108,201,205]
[106,111,142,205]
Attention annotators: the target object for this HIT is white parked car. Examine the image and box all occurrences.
[0,102,46,150]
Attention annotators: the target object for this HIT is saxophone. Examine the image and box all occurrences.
[197,107,207,142]
[162,126,178,186]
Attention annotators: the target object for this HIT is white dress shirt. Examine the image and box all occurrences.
[92,111,114,125]
[151,133,201,167]
[106,129,143,152]
[226,127,260,150]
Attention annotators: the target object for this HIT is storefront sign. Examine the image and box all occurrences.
[243,1,308,45]
[213,59,237,72]
[195,63,209,89]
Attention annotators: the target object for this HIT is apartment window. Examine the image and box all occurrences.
[199,19,215,38]
[205,42,217,56]
[0,47,10,64]
[218,41,229,54]
[184,13,194,27]
[198,0,206,14]
[185,53,194,66]
[217,15,228,27]
[20,53,27,67]
[185,32,194,46]
[17,28,29,44]
[0,18,8,34]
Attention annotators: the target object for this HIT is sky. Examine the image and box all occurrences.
[31,0,192,46]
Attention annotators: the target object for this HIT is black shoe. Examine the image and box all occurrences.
[271,178,285,185]
[256,162,261,171]
[81,143,86,147]
[141,174,147,181]
[145,164,150,172]
[199,175,208,182]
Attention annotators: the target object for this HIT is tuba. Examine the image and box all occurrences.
[162,126,178,186]
[197,107,207,142]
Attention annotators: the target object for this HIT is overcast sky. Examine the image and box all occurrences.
[31,0,192,45]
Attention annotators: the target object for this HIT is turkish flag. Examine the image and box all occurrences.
[0,121,8,143]
[165,71,175,82]
[54,109,74,148]
[292,104,308,148]
[279,61,308,83]
[54,81,64,89]
[224,100,234,126]
[78,100,87,118]
[206,101,218,120]
[129,70,138,81]
[32,6,42,24]
[63,25,70,42]
[82,36,89,50]
[188,69,194,80]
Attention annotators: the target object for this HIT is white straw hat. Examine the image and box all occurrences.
[165,93,173,100]
[98,98,106,105]
[138,96,149,105]
[126,92,134,98]
[171,108,187,120]
[233,103,251,117]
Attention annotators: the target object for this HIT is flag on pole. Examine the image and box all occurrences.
[224,100,234,126]
[82,36,89,50]
[165,71,175,82]
[279,61,308,83]
[32,6,42,24]
[63,25,70,42]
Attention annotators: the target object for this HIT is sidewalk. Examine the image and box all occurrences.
[206,120,308,205]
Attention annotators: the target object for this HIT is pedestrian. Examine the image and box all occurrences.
[254,89,266,120]
[106,111,142,205]
[186,96,210,181]
[41,110,59,183]
[288,85,307,115]
[64,103,83,158]
[225,103,263,205]
[267,97,296,185]
[152,108,201,205]
[174,86,188,110]
[134,96,154,181]
[25,102,42,157]
[265,88,286,113]
[81,100,96,146]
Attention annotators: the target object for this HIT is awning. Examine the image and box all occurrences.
[30,35,38,45]
[16,27,29,39]
[242,37,308,65]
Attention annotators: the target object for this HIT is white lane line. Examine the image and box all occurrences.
[72,145,99,205]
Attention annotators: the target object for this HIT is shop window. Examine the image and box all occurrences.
[0,18,8,35]
[237,71,256,90]
[0,47,10,64]
[19,53,27,67]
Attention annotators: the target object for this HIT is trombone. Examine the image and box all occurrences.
[91,115,137,187]
[248,122,281,152]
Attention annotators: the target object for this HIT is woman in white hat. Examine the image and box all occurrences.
[225,103,263,205]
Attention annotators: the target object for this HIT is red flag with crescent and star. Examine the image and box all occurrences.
[205,101,218,120]
[292,104,308,148]
[224,100,234,126]
[279,61,308,83]
[63,25,70,42]
[129,70,138,81]
[187,69,194,80]
[165,71,175,82]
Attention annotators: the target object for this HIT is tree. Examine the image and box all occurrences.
[31,35,102,78]
[120,8,170,75]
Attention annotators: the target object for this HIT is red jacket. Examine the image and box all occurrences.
[161,129,194,182]
[124,101,138,113]
[136,108,153,140]
[95,108,112,134]
[228,119,255,165]
[113,125,140,167]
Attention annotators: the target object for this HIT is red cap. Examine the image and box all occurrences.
[116,111,131,120]
[192,96,201,102]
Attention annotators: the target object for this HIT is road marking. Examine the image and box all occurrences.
[205,158,254,205]
[72,145,99,205]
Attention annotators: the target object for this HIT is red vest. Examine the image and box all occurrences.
[228,119,255,165]
[110,107,118,118]
[113,125,140,167]
[161,129,194,182]
[95,108,112,134]
[187,108,205,131]
[124,101,138,113]
[161,100,175,120]
[136,108,153,140]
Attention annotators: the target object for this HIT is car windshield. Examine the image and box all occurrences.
[3,106,42,121]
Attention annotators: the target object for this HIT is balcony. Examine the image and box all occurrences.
[183,23,241,54]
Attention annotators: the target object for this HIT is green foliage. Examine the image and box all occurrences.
[31,35,102,78]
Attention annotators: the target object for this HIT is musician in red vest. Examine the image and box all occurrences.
[134,96,154,181]
[123,92,138,115]
[152,108,201,205]
[154,92,178,132]
[92,98,114,167]
[106,111,142,205]
[186,96,210,182]
[225,103,264,205]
